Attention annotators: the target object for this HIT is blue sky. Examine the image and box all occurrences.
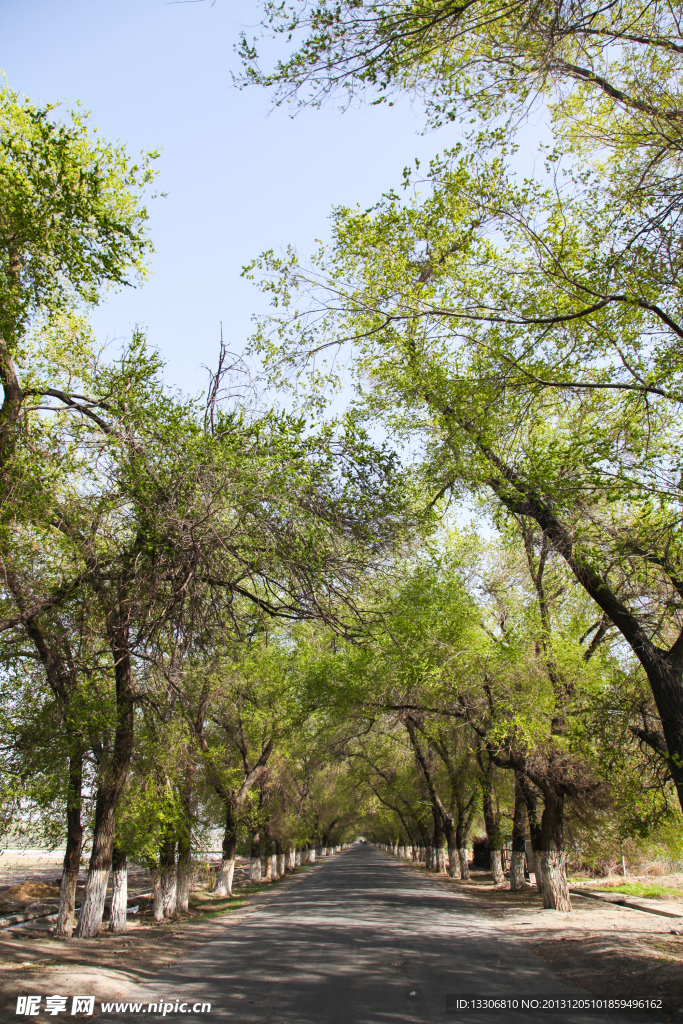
[2,0,458,397]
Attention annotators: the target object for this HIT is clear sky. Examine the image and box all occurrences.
[1,0,457,397]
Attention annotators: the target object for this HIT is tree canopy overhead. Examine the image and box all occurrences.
[239,0,683,146]
[2,1,682,939]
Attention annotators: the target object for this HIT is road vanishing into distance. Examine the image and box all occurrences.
[102,845,640,1024]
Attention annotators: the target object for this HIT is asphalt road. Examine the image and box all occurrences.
[101,845,647,1024]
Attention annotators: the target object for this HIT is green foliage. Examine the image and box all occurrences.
[0,84,157,349]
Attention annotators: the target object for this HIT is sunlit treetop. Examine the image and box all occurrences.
[0,84,158,349]
[239,1,683,165]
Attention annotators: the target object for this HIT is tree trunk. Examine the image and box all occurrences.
[214,856,235,897]
[55,755,83,938]
[249,857,262,882]
[541,847,569,909]
[108,847,127,933]
[176,766,194,913]
[425,846,433,869]
[75,617,134,938]
[642,657,683,812]
[458,848,470,879]
[435,846,446,873]
[483,790,504,885]
[295,849,301,867]
[540,792,571,911]
[308,846,316,863]
[150,863,164,922]
[447,842,460,878]
[160,839,177,918]
[510,772,527,891]
[490,848,505,884]
[250,829,262,882]
[74,784,119,938]
[55,866,79,939]
[0,341,24,471]
[455,815,471,880]
[510,849,526,889]
[177,833,192,913]
[287,846,296,871]
[214,804,238,896]
[521,779,543,891]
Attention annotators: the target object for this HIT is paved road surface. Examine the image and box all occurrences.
[102,845,645,1023]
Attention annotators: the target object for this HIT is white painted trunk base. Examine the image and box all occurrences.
[55,870,78,938]
[177,856,192,912]
[151,867,164,922]
[540,849,571,911]
[75,867,110,938]
[458,848,470,879]
[213,857,235,896]
[534,852,544,892]
[490,848,505,884]
[109,863,128,933]
[509,849,526,890]
[161,862,178,918]
[249,857,262,883]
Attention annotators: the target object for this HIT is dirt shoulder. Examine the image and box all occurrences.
[0,864,320,1022]
[406,863,683,1013]
[5,857,683,1021]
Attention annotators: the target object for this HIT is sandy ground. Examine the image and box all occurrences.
[0,850,73,887]
[0,865,319,1021]
[415,866,683,1013]
[1,856,682,1021]
[0,849,224,889]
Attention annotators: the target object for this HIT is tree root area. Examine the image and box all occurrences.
[0,875,301,1022]
[533,933,683,1011]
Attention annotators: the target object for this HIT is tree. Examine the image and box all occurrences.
[247,148,683,817]
[239,0,683,815]
[242,0,683,174]
[0,84,156,474]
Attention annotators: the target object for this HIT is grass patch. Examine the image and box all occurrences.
[183,895,249,923]
[595,882,680,899]
[238,875,289,896]
[182,871,296,924]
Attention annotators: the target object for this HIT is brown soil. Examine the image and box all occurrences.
[3,858,682,1021]
[0,867,318,1022]
[533,933,683,1017]
[1,881,60,903]
[0,881,61,916]
[409,864,683,1019]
